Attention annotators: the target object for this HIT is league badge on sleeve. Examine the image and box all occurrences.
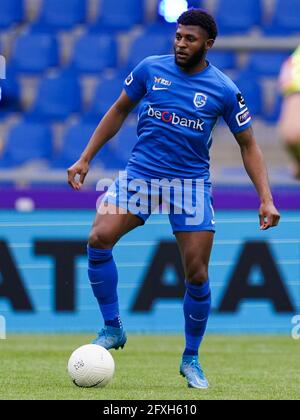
[236,108,251,127]
[194,93,207,108]
[125,72,134,86]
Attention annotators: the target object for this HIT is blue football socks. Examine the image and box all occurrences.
[87,246,122,329]
[183,280,211,357]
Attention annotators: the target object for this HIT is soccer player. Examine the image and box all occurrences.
[67,9,280,389]
[279,45,300,179]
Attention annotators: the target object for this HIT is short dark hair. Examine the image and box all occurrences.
[177,8,218,40]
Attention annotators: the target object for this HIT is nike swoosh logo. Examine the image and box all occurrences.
[152,85,168,91]
[189,314,207,322]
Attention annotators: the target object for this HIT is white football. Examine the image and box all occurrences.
[67,344,115,388]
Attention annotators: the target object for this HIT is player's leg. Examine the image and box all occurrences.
[279,94,300,179]
[176,230,214,389]
[176,231,214,357]
[88,204,143,349]
[167,181,215,387]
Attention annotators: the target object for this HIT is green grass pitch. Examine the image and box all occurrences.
[0,335,299,400]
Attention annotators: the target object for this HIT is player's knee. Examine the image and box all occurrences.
[88,228,115,249]
[186,263,208,286]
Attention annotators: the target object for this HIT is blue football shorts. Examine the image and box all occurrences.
[100,174,216,234]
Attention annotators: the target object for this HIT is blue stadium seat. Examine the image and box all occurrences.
[246,52,290,77]
[144,22,177,37]
[51,120,125,170]
[70,33,117,74]
[34,0,87,30]
[0,0,24,29]
[188,0,203,7]
[207,51,236,71]
[87,76,124,119]
[94,0,144,31]
[264,0,300,35]
[215,0,262,34]
[234,73,263,116]
[0,75,21,118]
[95,143,129,170]
[263,94,283,122]
[51,122,95,168]
[110,121,138,163]
[10,33,59,74]
[0,121,52,167]
[93,121,138,169]
[29,73,81,121]
[125,33,172,70]
[95,143,127,170]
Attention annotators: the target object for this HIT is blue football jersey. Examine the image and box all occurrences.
[123,55,252,183]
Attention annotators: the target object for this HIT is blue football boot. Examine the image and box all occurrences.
[180,356,209,389]
[92,326,127,350]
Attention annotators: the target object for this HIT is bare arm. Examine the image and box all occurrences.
[67,90,137,190]
[234,127,280,230]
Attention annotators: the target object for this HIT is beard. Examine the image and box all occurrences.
[174,45,206,69]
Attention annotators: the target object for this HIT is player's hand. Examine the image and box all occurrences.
[259,201,280,230]
[67,158,90,191]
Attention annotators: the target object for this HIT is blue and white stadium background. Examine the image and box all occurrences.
[0,0,300,335]
[0,209,299,334]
